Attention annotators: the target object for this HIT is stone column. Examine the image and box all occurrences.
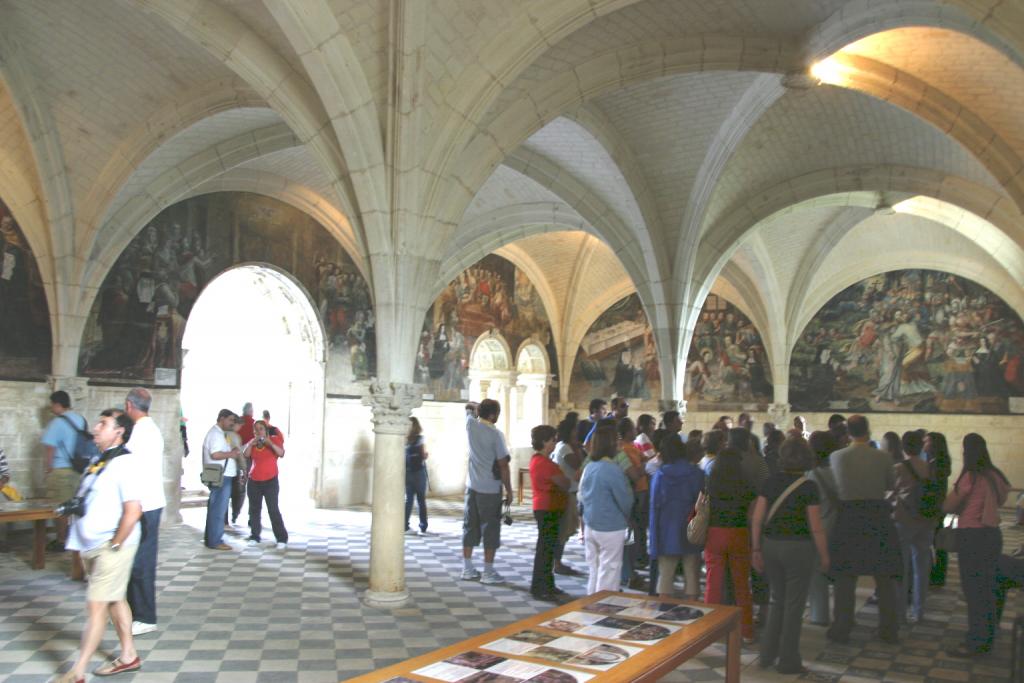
[362,379,423,609]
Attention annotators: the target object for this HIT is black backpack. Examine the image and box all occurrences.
[902,459,942,520]
[59,414,101,473]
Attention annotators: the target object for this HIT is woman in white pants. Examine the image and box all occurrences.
[578,424,634,594]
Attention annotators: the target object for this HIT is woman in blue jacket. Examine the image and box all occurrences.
[578,425,634,595]
[649,436,705,598]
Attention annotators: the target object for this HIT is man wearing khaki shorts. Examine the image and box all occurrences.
[55,409,144,683]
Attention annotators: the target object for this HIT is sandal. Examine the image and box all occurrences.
[93,655,141,676]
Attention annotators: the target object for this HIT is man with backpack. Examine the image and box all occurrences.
[41,390,89,548]
[892,430,939,624]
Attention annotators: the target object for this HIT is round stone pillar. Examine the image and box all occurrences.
[362,379,423,609]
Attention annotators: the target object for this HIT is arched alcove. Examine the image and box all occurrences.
[511,340,551,449]
[468,330,515,439]
[180,263,326,514]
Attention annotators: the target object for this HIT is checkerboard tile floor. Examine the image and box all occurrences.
[0,497,1020,682]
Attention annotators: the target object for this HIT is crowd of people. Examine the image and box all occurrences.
[457,397,1017,674]
[31,390,290,682]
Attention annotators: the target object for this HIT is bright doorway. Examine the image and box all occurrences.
[180,264,326,514]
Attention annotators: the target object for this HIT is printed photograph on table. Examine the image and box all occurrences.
[538,611,680,643]
[416,254,558,402]
[789,269,1024,414]
[482,634,642,672]
[569,293,660,403]
[412,649,594,682]
[580,595,707,623]
[685,294,772,410]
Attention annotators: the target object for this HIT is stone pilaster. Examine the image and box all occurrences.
[361,379,423,609]
[47,375,90,414]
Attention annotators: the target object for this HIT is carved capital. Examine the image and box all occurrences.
[767,403,790,426]
[362,379,424,435]
[658,399,686,415]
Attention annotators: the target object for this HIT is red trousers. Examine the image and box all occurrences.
[704,526,754,638]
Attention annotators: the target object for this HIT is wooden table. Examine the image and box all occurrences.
[0,500,59,570]
[345,591,741,682]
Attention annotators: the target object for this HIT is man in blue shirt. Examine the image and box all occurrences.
[40,390,88,546]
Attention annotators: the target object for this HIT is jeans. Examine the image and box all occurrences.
[230,471,247,523]
[761,538,815,672]
[704,526,754,638]
[405,469,428,532]
[205,476,233,547]
[127,508,162,624]
[957,526,1002,651]
[896,521,932,619]
[247,477,288,543]
[531,509,561,595]
[584,527,627,594]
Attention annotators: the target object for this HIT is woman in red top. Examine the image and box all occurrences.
[242,421,288,548]
[529,424,570,602]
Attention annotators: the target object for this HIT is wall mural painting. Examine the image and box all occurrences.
[570,294,660,404]
[79,192,374,393]
[0,201,51,379]
[415,254,557,402]
[685,295,772,409]
[790,269,1024,414]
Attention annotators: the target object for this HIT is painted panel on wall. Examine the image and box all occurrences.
[79,192,374,393]
[570,294,660,403]
[415,254,556,402]
[684,294,772,410]
[790,269,1024,414]
[0,201,51,379]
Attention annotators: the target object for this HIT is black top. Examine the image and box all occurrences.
[758,472,820,538]
[709,482,755,528]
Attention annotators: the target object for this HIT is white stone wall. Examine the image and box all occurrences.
[319,397,374,508]
[0,380,55,498]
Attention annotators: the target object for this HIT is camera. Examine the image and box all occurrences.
[502,501,513,526]
[55,496,85,517]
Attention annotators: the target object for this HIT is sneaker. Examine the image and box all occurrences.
[480,570,506,585]
[246,537,260,546]
[275,542,287,550]
[416,529,428,536]
[131,621,157,636]
[460,568,481,581]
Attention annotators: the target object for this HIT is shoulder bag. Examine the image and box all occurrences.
[686,489,710,545]
[200,461,225,488]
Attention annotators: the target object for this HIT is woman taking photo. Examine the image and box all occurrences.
[578,425,634,594]
[704,447,756,642]
[529,425,571,601]
[648,436,705,599]
[750,437,829,674]
[405,417,429,535]
[942,433,1011,657]
[243,420,288,548]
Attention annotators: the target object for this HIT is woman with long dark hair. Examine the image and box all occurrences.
[552,412,584,575]
[404,417,429,535]
[925,431,952,586]
[704,447,756,642]
[942,433,1011,657]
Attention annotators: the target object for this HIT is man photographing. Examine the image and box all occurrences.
[56,409,143,682]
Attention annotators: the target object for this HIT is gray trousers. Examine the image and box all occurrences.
[761,538,815,671]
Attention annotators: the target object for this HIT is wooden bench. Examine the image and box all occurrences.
[517,467,530,505]
[345,591,741,682]
[0,501,59,570]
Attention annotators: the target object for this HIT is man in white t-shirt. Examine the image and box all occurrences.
[57,409,143,682]
[123,387,165,636]
[203,409,240,550]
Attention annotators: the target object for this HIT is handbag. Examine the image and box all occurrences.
[200,462,225,488]
[687,490,710,545]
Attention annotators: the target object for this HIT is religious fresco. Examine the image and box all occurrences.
[569,294,660,403]
[790,269,1024,414]
[684,295,772,409]
[79,192,374,392]
[0,200,51,379]
[415,254,557,402]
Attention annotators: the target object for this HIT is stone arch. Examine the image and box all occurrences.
[516,339,550,377]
